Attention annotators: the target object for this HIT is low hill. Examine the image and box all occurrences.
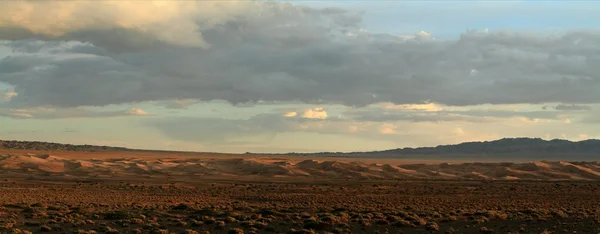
[0,140,129,152]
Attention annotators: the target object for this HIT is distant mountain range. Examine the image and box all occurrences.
[361,138,600,160]
[2,138,599,160]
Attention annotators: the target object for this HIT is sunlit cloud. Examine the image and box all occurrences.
[301,107,328,119]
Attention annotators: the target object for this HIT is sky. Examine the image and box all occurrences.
[1,0,600,153]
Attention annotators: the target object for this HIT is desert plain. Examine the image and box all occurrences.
[1,145,600,234]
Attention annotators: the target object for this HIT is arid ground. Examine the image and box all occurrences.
[1,149,600,233]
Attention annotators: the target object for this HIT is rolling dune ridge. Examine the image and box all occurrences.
[2,153,599,181]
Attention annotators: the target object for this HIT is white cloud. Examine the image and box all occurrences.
[453,127,465,136]
[126,107,148,116]
[397,30,433,41]
[380,102,443,112]
[283,111,298,117]
[301,107,328,119]
[0,1,261,48]
[144,103,600,149]
[1,89,17,101]
[346,103,562,123]
[6,110,33,118]
[379,123,398,135]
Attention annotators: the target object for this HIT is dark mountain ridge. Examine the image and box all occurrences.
[377,138,600,155]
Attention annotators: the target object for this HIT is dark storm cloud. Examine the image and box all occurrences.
[1,1,600,108]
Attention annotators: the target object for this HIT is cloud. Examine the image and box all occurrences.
[126,107,148,116]
[282,107,328,119]
[0,1,262,49]
[283,111,298,117]
[1,1,600,109]
[1,89,16,101]
[149,112,404,144]
[345,104,560,123]
[148,109,546,148]
[379,102,443,112]
[0,106,149,119]
[161,99,200,110]
[453,127,465,136]
[149,114,288,143]
[554,104,592,111]
[379,123,398,135]
[301,107,328,119]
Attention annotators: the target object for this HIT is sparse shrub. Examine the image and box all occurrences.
[220,216,237,223]
[358,219,372,227]
[1,221,15,230]
[39,225,52,232]
[125,218,141,225]
[149,229,168,234]
[203,217,216,225]
[30,203,46,208]
[426,222,439,231]
[265,226,277,232]
[24,221,41,226]
[479,226,494,234]
[551,210,568,219]
[74,230,97,234]
[319,215,338,223]
[405,215,426,226]
[386,215,402,222]
[190,219,203,226]
[443,215,458,222]
[228,228,244,234]
[375,219,390,225]
[183,230,199,234]
[215,220,226,229]
[331,227,349,234]
[303,220,329,230]
[472,216,489,224]
[393,220,415,227]
[104,210,135,220]
[174,220,188,227]
[172,203,191,211]
[252,221,268,229]
[8,229,33,234]
[72,219,87,227]
[289,229,315,234]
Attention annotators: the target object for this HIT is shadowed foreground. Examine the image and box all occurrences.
[1,180,600,234]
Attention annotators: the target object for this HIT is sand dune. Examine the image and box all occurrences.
[1,153,599,181]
